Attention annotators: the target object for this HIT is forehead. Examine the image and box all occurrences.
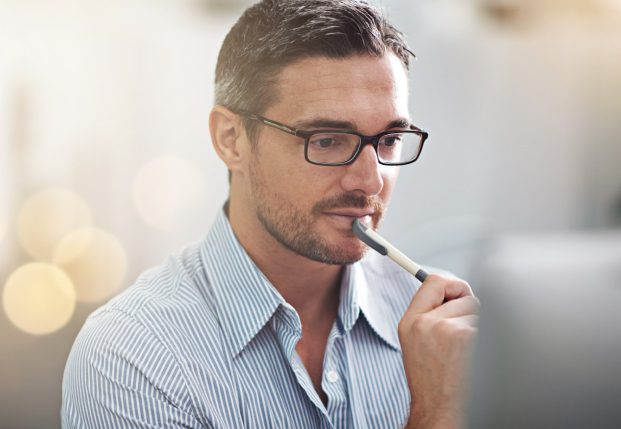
[266,54,410,131]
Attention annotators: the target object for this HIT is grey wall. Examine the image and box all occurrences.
[380,0,621,279]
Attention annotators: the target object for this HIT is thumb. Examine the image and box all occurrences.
[406,274,473,315]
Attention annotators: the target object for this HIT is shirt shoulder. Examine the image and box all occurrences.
[90,240,225,352]
[62,241,240,428]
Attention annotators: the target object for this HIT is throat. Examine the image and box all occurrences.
[294,284,340,403]
[296,329,333,406]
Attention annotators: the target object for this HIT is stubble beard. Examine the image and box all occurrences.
[250,164,384,265]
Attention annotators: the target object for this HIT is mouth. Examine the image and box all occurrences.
[323,209,375,228]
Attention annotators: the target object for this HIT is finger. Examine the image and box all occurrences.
[428,296,480,319]
[406,274,474,315]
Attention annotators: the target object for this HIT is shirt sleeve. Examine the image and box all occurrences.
[61,309,206,429]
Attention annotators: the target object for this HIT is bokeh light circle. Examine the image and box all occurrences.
[133,156,206,230]
[17,188,93,260]
[53,227,128,303]
[2,262,76,335]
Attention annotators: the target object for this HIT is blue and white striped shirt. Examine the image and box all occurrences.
[62,208,423,428]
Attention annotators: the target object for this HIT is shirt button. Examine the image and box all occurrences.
[326,370,339,383]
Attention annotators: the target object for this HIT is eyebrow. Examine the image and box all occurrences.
[292,117,412,132]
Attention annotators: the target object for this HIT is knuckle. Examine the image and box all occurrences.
[455,325,476,345]
[411,313,432,332]
[432,317,454,336]
[453,278,471,290]
[431,318,476,344]
[399,313,431,337]
[426,274,474,295]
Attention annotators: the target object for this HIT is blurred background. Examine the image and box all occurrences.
[1,0,620,427]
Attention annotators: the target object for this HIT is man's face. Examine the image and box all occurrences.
[245,53,410,265]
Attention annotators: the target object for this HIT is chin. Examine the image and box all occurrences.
[314,239,369,266]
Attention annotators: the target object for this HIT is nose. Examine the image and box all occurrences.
[340,143,384,196]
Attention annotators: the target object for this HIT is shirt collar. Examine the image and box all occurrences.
[200,206,401,357]
[200,207,287,358]
[340,260,401,351]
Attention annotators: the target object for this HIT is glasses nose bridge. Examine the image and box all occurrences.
[344,133,382,166]
[356,134,381,160]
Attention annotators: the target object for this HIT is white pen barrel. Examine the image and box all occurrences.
[364,227,429,282]
[386,247,422,275]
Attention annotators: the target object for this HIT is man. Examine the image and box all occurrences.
[62,1,478,428]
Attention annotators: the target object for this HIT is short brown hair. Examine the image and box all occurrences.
[215,0,413,142]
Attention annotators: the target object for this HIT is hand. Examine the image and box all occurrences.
[398,274,479,429]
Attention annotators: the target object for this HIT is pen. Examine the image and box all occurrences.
[353,219,428,283]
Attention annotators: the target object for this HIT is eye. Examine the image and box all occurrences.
[309,134,348,149]
[382,134,403,148]
[314,137,337,148]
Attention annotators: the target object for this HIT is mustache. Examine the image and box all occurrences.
[313,193,384,215]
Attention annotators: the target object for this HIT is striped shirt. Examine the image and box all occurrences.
[62,208,423,428]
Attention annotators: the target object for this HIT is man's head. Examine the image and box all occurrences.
[210,0,418,265]
[214,0,413,141]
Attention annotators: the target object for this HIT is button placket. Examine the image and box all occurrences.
[323,334,349,424]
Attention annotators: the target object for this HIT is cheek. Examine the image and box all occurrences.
[380,167,399,198]
[254,152,318,202]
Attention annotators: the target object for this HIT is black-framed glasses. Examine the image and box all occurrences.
[240,113,429,167]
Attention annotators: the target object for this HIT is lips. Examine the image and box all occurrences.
[323,209,375,218]
[323,209,375,229]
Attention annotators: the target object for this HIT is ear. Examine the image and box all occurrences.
[209,106,248,174]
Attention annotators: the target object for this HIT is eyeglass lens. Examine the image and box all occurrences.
[306,132,422,165]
